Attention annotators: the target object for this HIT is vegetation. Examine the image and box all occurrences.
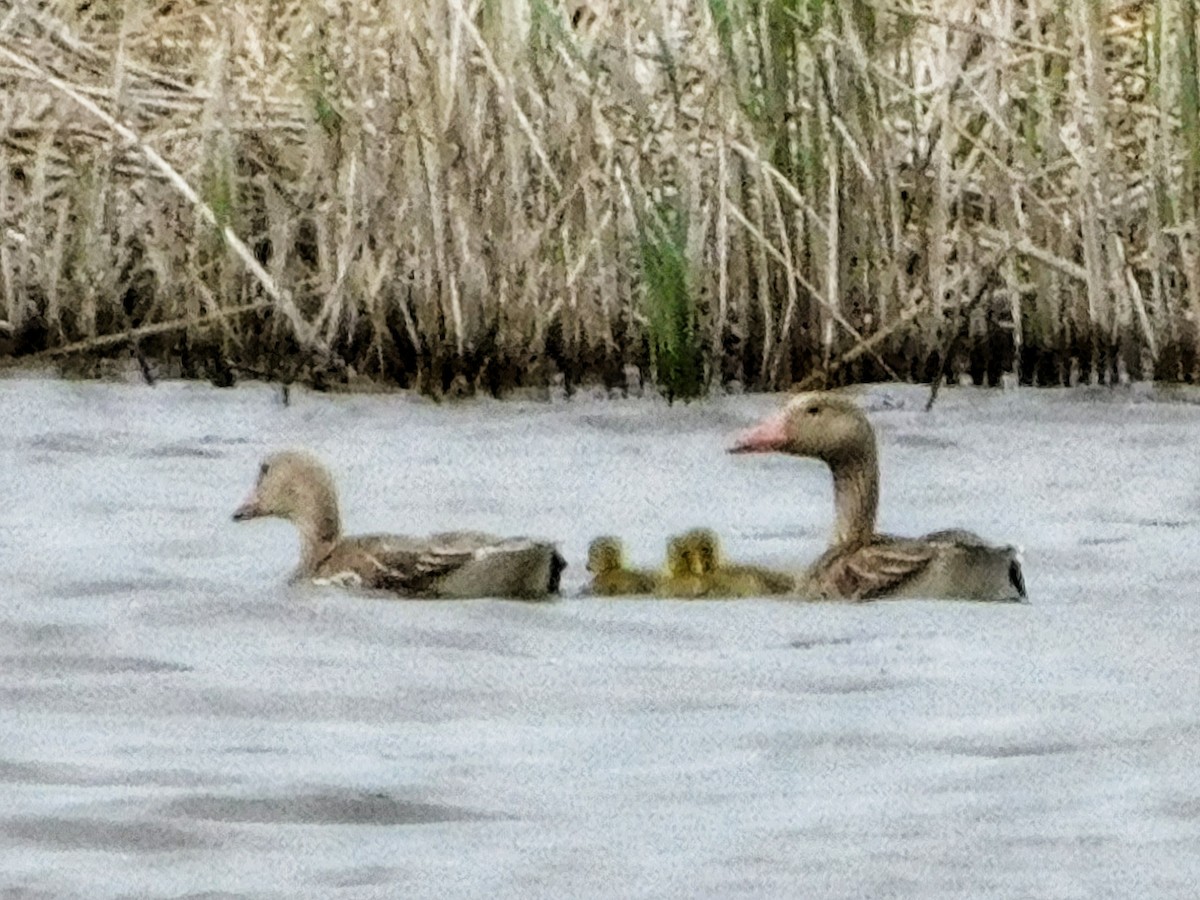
[0,0,1197,396]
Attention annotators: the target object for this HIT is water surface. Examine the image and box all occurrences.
[1,376,1198,898]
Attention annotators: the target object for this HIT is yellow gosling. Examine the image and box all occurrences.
[585,536,659,596]
[655,534,710,598]
[676,528,795,597]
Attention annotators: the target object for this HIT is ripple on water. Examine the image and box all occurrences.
[1162,798,1200,820]
[0,654,192,677]
[928,737,1084,759]
[315,865,407,889]
[0,759,235,789]
[787,636,856,650]
[783,675,910,695]
[44,578,201,600]
[160,789,496,826]
[137,443,226,460]
[0,816,212,852]
[7,622,96,646]
[579,408,751,436]
[22,432,135,456]
[888,432,960,450]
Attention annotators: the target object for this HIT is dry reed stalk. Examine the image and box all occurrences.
[795,240,1015,392]
[726,197,900,382]
[0,0,1196,393]
[1177,0,1200,346]
[714,100,730,370]
[0,41,322,352]
[819,65,840,367]
[0,299,270,368]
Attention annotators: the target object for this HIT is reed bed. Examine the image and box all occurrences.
[0,0,1197,396]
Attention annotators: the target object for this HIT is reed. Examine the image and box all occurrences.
[638,198,705,401]
[0,0,1197,395]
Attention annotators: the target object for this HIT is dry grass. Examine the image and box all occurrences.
[0,0,1197,395]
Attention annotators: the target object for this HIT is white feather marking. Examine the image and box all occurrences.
[314,571,364,587]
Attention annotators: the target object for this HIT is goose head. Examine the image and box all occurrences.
[233,450,341,543]
[729,392,876,466]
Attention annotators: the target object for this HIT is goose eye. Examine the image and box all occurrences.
[806,405,820,417]
[259,463,270,479]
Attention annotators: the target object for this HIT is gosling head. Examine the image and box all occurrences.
[679,528,721,575]
[586,536,624,575]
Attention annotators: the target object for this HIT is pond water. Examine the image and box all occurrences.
[1,374,1198,898]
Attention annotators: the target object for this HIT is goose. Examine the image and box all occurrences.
[730,393,1025,602]
[233,450,565,599]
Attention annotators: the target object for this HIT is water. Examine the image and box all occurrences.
[1,374,1198,899]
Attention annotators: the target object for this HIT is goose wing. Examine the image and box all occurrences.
[333,535,477,595]
[321,532,562,598]
[816,538,937,601]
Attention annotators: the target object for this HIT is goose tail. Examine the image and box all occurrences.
[548,548,567,595]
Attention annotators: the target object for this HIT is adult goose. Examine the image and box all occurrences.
[233,451,565,599]
[729,393,1025,602]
